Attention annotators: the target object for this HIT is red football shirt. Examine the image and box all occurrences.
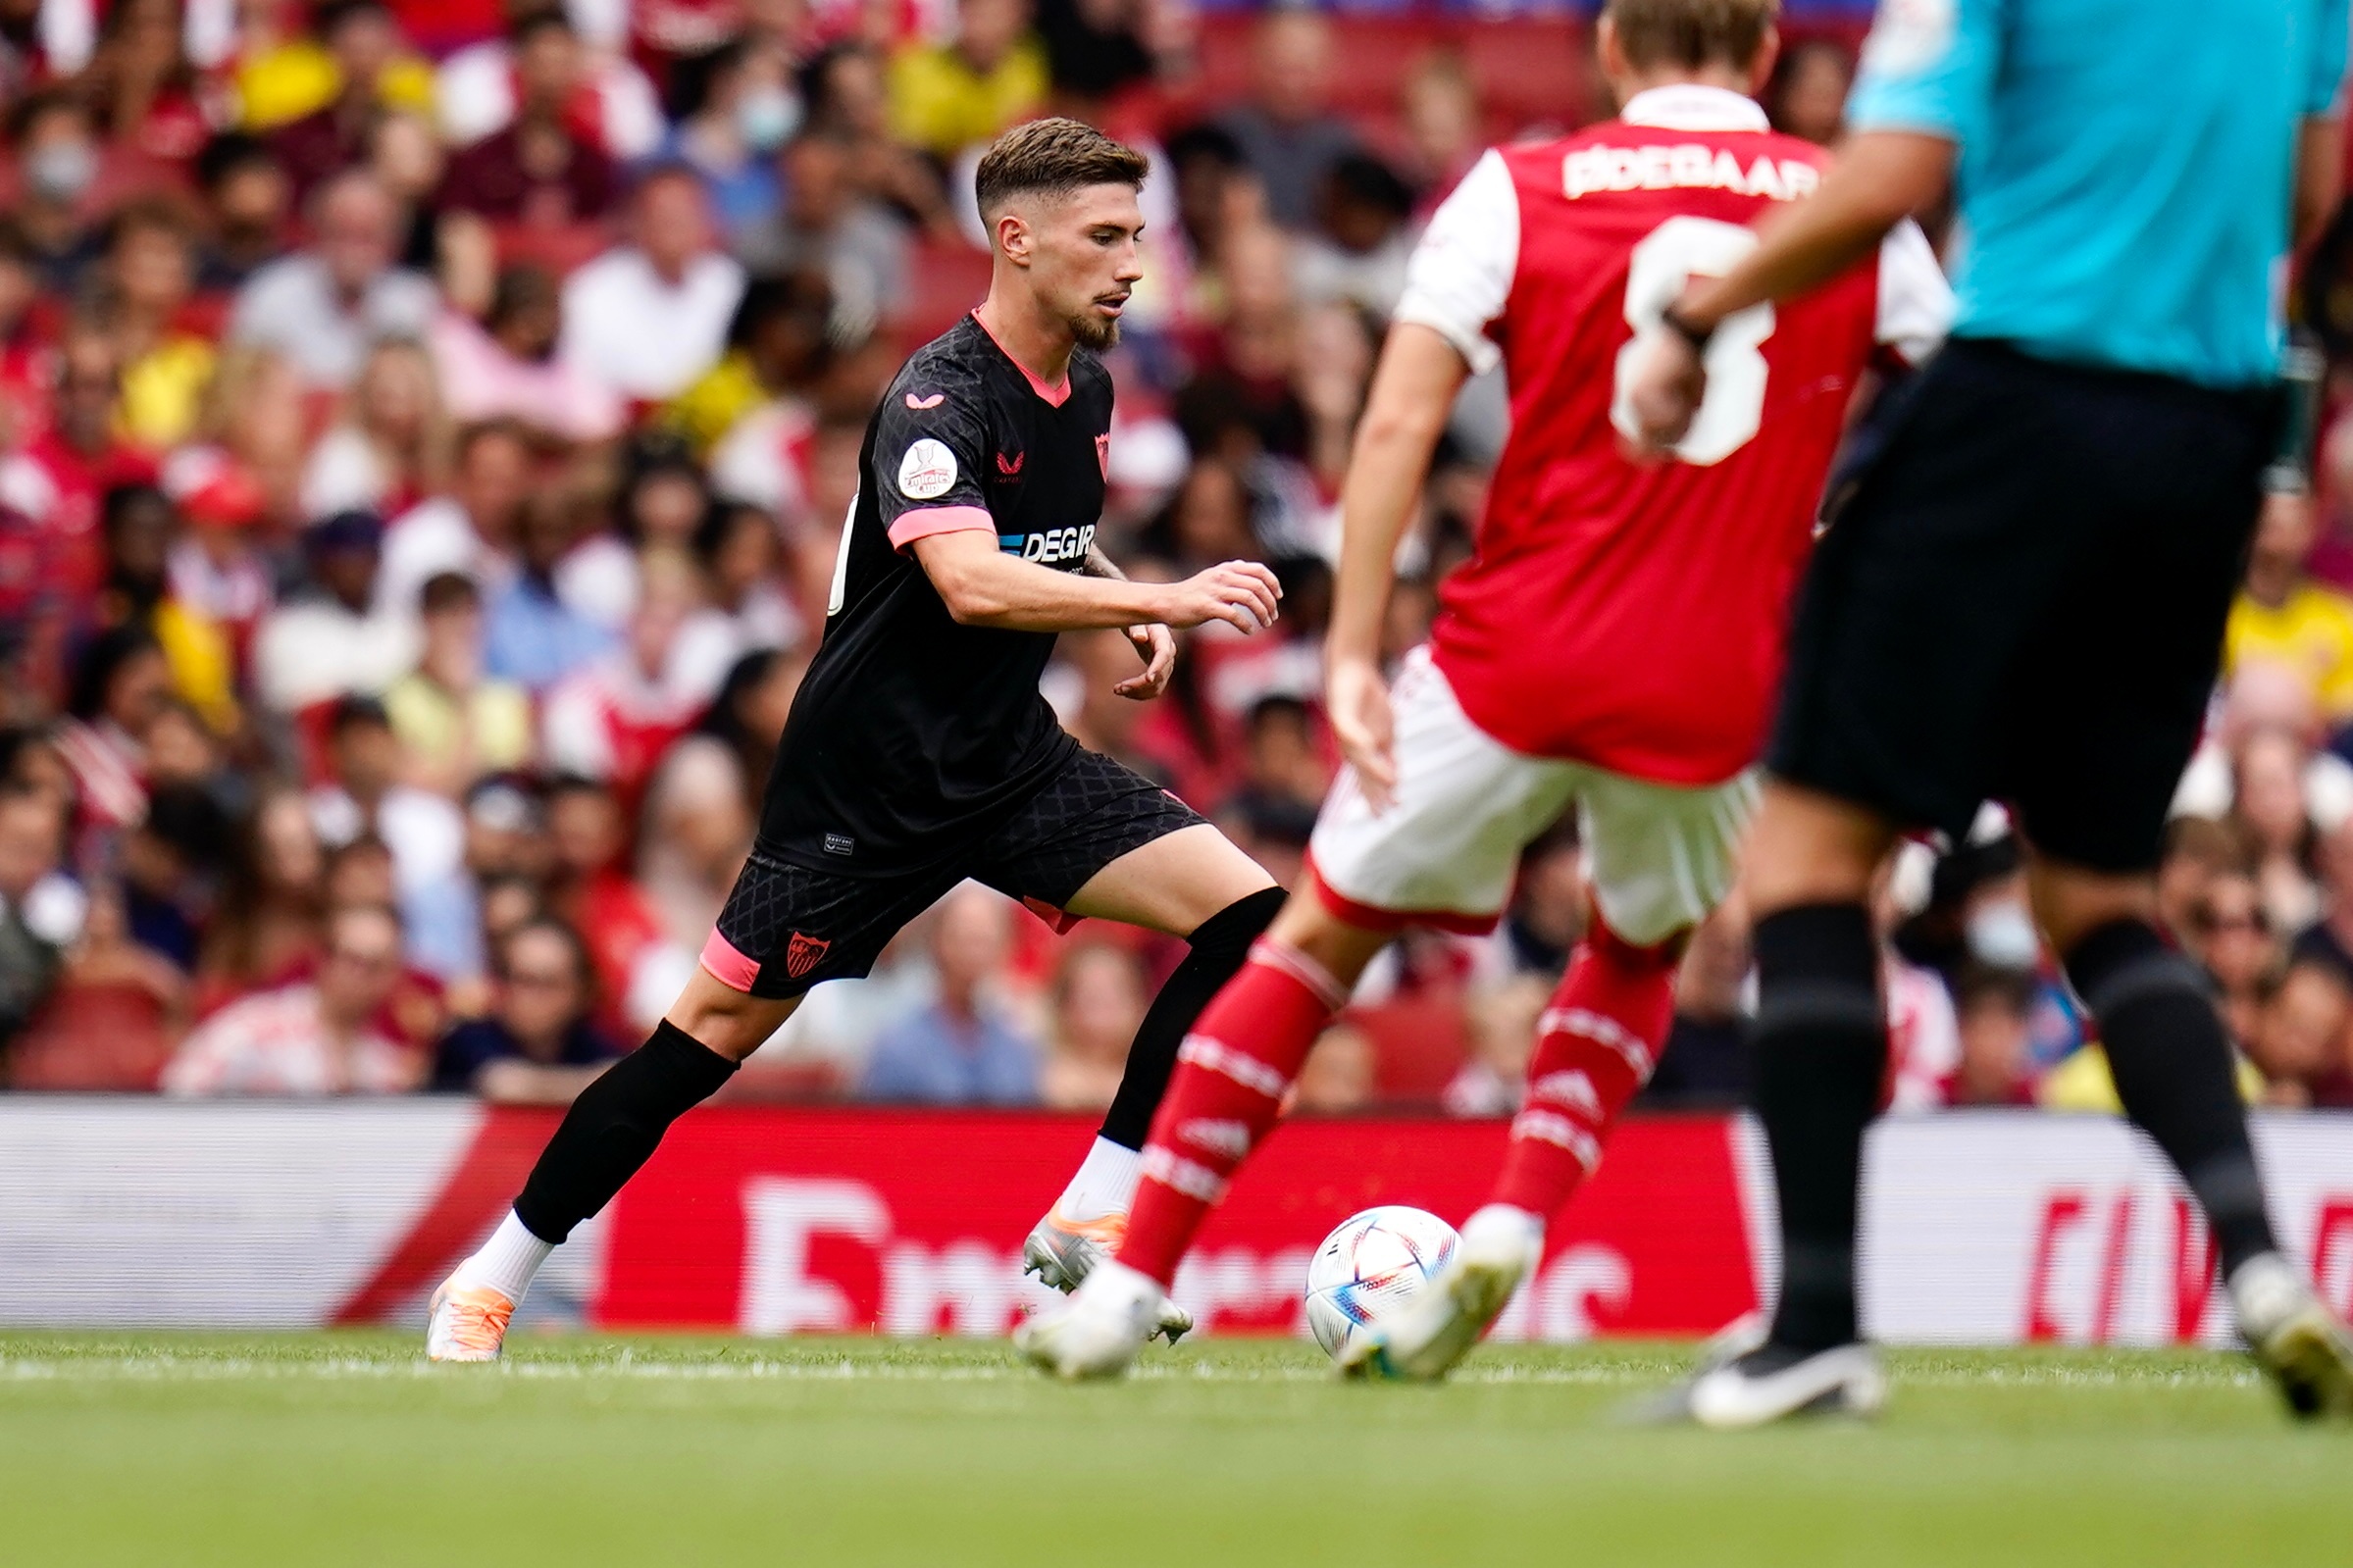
[1398,85,1952,786]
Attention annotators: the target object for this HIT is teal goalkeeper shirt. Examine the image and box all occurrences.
[1848,0,2349,387]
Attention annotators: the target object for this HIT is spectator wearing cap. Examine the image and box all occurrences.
[435,10,620,228]
[558,165,744,401]
[227,169,439,389]
[886,0,1049,162]
[1212,11,1362,230]
[165,463,275,669]
[252,509,421,712]
[162,902,420,1095]
[383,572,535,797]
[433,918,621,1101]
[267,0,438,202]
[428,266,627,443]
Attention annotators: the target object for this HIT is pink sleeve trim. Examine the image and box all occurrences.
[700,931,761,992]
[887,504,997,554]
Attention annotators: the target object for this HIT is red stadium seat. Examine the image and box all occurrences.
[895,237,996,348]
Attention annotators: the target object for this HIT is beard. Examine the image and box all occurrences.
[1068,308,1121,352]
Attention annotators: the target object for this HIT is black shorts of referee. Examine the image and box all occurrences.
[1769,337,2281,874]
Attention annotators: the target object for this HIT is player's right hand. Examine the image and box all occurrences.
[1156,560,1282,634]
[1326,654,1398,813]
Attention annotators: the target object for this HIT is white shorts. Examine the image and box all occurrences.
[1304,649,1759,947]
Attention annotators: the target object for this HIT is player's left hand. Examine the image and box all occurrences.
[1116,622,1176,699]
[1622,327,1707,456]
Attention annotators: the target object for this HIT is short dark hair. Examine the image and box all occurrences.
[495,916,594,989]
[1604,0,1778,72]
[973,117,1150,217]
[328,692,393,738]
[194,131,275,192]
[419,571,480,615]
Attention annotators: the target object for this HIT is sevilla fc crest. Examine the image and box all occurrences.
[785,932,831,980]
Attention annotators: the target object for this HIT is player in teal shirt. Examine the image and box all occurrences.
[1621,0,2353,1426]
[1849,0,2347,385]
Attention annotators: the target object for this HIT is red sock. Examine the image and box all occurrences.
[1489,923,1680,1220]
[1118,940,1348,1286]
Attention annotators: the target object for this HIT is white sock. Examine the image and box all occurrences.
[1461,1203,1545,1256]
[1054,1138,1144,1221]
[450,1210,554,1305]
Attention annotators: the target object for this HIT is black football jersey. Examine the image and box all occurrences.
[755,314,1115,874]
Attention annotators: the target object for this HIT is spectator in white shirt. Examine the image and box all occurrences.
[227,170,439,389]
[162,904,419,1096]
[558,165,744,400]
[252,511,422,712]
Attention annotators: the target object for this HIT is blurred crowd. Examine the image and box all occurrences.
[0,0,2342,1120]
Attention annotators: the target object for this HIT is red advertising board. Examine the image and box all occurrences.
[597,1109,1761,1338]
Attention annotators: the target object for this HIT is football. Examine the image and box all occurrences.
[1302,1205,1462,1359]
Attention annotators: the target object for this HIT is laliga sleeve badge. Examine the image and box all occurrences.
[898,438,958,500]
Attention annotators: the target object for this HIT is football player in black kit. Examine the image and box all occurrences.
[428,119,1291,1359]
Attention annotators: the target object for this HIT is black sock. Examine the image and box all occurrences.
[2064,919,2277,1277]
[512,1020,739,1243]
[1750,902,1885,1352]
[1098,885,1288,1150]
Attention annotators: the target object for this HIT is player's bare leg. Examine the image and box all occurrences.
[429,972,799,1362]
[1022,824,1283,1341]
[1016,889,1388,1376]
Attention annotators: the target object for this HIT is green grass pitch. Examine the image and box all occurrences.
[2,1332,2346,1566]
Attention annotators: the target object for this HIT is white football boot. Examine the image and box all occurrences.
[1338,1205,1543,1382]
[2230,1252,2353,1419]
[1021,1208,1194,1343]
[1013,1259,1168,1380]
[425,1277,516,1363]
[1634,1335,1889,1428]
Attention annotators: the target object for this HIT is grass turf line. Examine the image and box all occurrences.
[0,1333,2344,1567]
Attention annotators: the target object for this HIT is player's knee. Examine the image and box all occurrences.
[1587,916,1688,974]
[1190,885,1287,953]
[665,973,796,1063]
[1264,895,1391,986]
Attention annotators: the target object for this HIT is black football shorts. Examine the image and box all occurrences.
[701,746,1205,999]
[1769,337,2277,874]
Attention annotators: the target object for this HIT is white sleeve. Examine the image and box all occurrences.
[1391,148,1520,378]
[1874,219,1954,366]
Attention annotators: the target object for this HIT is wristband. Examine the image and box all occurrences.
[1659,303,1715,353]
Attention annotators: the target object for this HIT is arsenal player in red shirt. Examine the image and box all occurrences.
[1019,0,1953,1380]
